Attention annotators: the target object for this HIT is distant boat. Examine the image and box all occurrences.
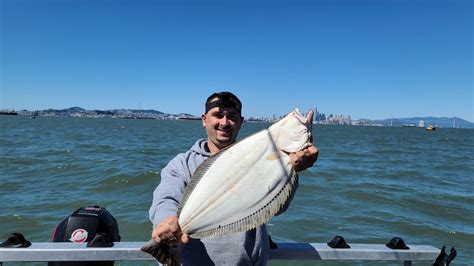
[30,110,39,119]
[401,124,416,127]
[425,125,436,131]
[0,110,18,115]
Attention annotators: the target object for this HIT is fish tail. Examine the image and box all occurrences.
[141,239,181,266]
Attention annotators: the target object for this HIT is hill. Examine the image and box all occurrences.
[375,117,473,128]
[16,107,198,120]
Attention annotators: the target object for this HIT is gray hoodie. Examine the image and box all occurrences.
[149,139,270,265]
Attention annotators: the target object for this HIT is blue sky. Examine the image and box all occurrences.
[1,0,472,121]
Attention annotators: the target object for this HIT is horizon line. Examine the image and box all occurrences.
[2,106,472,123]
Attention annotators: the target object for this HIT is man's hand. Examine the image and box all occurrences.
[152,215,189,245]
[289,144,319,172]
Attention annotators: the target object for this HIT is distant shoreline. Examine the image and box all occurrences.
[1,107,472,128]
[2,112,473,129]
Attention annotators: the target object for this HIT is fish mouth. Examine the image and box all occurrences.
[293,108,314,144]
[293,108,314,125]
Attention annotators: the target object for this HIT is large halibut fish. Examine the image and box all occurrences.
[142,108,314,264]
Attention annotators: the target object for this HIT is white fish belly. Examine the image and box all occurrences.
[179,129,292,235]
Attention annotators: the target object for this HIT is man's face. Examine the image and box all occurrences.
[202,105,243,151]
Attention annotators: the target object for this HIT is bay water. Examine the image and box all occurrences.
[1,116,473,265]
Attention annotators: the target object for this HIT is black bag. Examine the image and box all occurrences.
[49,206,120,266]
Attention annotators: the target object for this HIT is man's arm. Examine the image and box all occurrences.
[149,167,182,225]
[149,157,190,244]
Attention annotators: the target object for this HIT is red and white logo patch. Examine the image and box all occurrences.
[70,229,88,243]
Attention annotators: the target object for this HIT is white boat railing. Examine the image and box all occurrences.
[0,241,444,265]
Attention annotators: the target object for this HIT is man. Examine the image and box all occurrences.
[149,91,318,265]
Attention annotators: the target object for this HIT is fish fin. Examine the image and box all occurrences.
[177,147,228,217]
[191,169,299,238]
[141,239,181,266]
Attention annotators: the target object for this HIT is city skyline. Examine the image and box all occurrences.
[1,0,472,121]
[6,105,472,126]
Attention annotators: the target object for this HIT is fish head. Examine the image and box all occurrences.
[272,108,314,153]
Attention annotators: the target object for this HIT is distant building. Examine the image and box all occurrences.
[418,120,425,127]
[313,107,326,123]
[325,114,351,125]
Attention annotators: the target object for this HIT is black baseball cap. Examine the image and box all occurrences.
[205,92,242,115]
